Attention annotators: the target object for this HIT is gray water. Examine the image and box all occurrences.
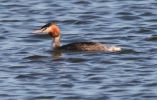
[1,0,157,100]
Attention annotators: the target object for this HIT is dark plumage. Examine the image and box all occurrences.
[59,42,116,51]
[34,22,121,52]
[40,22,55,30]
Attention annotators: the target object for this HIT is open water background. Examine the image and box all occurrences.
[1,0,157,100]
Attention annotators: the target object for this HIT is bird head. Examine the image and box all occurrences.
[33,22,61,38]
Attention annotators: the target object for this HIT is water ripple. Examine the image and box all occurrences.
[1,0,157,100]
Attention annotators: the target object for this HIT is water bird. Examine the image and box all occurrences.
[33,22,121,52]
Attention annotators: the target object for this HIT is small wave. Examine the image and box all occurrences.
[145,35,157,41]
[118,48,141,54]
[117,15,141,21]
[24,55,47,60]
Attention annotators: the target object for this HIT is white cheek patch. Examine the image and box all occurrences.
[33,27,50,34]
[43,27,51,33]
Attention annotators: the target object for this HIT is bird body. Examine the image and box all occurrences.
[34,22,121,52]
[59,42,121,52]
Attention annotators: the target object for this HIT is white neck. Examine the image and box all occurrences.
[53,36,61,49]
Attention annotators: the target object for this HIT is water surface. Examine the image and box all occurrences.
[1,0,157,100]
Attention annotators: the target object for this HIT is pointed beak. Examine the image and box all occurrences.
[32,29,44,33]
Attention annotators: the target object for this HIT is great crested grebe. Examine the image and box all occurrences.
[34,22,121,52]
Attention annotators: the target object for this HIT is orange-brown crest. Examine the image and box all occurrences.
[49,23,61,38]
